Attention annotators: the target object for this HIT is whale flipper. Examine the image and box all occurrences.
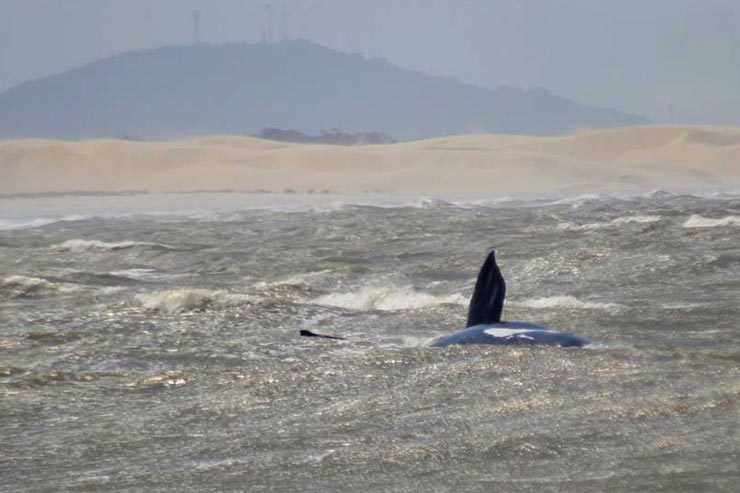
[299,329,346,340]
[466,250,506,327]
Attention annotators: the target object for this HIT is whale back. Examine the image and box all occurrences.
[432,322,590,347]
[466,250,506,327]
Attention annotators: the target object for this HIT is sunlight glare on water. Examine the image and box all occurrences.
[1,191,739,492]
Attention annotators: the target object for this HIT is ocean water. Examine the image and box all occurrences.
[1,191,739,492]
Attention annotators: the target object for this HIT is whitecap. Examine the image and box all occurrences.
[550,193,610,207]
[51,239,174,253]
[311,286,467,311]
[110,269,185,282]
[134,288,255,313]
[558,215,662,231]
[250,270,333,288]
[310,201,347,213]
[511,295,624,311]
[98,286,128,295]
[0,275,81,297]
[0,275,56,297]
[416,197,455,208]
[682,214,740,228]
[0,215,89,231]
[659,302,709,310]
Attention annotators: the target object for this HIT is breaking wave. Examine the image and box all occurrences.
[134,288,256,313]
[1,275,56,297]
[0,275,81,298]
[511,296,625,312]
[109,269,185,282]
[558,215,662,231]
[51,239,175,253]
[312,286,467,311]
[250,270,333,288]
[682,214,740,228]
[246,271,335,300]
[550,194,610,208]
[0,215,89,231]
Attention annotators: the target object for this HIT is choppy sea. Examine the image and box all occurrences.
[1,191,739,492]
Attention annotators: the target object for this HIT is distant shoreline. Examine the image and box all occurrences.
[3,187,740,202]
[0,189,337,199]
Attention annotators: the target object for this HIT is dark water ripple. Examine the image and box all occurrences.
[1,193,739,492]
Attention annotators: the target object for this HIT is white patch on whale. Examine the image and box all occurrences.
[483,327,557,340]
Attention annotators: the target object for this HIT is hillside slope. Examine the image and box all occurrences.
[0,40,645,139]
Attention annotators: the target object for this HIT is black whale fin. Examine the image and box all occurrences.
[466,250,506,327]
[299,329,346,340]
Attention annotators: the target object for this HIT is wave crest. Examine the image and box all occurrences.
[0,275,57,297]
[51,239,174,253]
[558,215,661,231]
[512,295,624,312]
[312,286,466,311]
[0,215,88,231]
[682,214,740,228]
[134,288,255,313]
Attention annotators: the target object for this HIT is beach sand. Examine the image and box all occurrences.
[2,125,739,196]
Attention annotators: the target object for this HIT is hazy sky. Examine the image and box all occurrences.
[1,0,739,123]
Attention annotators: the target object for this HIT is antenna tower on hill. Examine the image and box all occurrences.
[282,2,288,41]
[192,10,201,45]
[264,3,273,43]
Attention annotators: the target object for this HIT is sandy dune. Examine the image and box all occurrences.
[2,125,739,197]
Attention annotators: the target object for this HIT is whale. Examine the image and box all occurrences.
[299,250,590,347]
[431,250,590,348]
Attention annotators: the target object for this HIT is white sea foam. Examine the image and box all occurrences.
[660,302,708,310]
[0,215,89,231]
[110,268,159,280]
[558,215,662,231]
[511,296,624,311]
[310,201,348,213]
[98,286,128,295]
[0,275,81,297]
[416,197,455,208]
[312,286,467,311]
[447,196,519,208]
[134,288,255,313]
[250,270,333,288]
[550,194,610,208]
[682,214,740,228]
[0,275,57,297]
[110,269,185,282]
[51,239,174,253]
